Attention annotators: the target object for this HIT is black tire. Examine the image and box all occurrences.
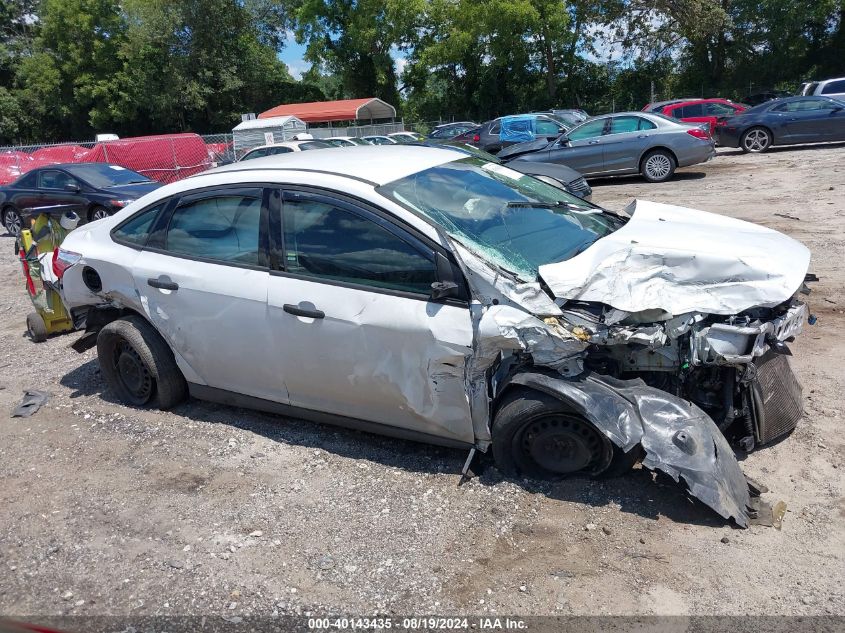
[600,444,644,478]
[26,312,48,343]
[3,207,22,236]
[740,126,772,153]
[492,389,614,479]
[640,149,676,183]
[89,206,111,222]
[96,315,187,409]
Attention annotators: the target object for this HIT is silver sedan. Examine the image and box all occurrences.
[497,112,716,182]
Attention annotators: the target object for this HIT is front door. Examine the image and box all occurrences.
[267,189,475,444]
[130,186,279,400]
[36,169,87,216]
[599,115,656,173]
[546,118,608,175]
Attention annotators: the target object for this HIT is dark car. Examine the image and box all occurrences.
[474,114,569,153]
[1,163,162,236]
[436,141,592,200]
[427,121,479,141]
[743,90,792,106]
[714,95,845,152]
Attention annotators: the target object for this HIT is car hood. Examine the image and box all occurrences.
[497,138,554,159]
[538,200,810,316]
[106,181,162,198]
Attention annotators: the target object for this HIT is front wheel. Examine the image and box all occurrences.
[26,312,48,343]
[3,207,22,236]
[640,149,676,182]
[492,390,615,479]
[97,315,187,409]
[740,127,772,153]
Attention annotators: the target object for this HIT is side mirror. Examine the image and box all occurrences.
[832,105,843,112]
[555,135,570,147]
[430,281,460,301]
[64,182,80,193]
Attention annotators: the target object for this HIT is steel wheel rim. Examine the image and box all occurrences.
[646,154,672,179]
[4,210,20,235]
[114,340,153,403]
[516,414,609,475]
[92,208,109,220]
[744,129,769,152]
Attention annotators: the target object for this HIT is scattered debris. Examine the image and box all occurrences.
[601,526,612,535]
[774,213,801,220]
[11,390,50,418]
[720,536,730,544]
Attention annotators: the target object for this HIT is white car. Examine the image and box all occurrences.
[361,135,397,145]
[801,77,845,101]
[56,146,811,527]
[388,132,425,144]
[239,140,332,161]
[324,136,371,148]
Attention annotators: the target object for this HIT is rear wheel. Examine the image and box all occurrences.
[493,390,614,479]
[3,207,22,236]
[640,149,676,182]
[740,127,772,153]
[26,312,48,343]
[89,206,111,222]
[97,315,187,409]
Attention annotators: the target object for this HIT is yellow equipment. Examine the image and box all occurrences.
[17,213,75,342]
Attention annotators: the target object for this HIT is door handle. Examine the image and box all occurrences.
[147,277,179,291]
[283,304,325,319]
[588,140,600,145]
[637,134,648,138]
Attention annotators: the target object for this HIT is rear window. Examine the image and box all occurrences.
[821,80,845,94]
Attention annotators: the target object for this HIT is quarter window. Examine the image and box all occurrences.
[112,204,163,247]
[282,197,436,294]
[165,193,262,265]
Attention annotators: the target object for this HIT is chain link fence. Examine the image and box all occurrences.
[0,134,223,186]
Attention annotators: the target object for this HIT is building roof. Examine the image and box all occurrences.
[258,98,397,123]
[232,115,305,131]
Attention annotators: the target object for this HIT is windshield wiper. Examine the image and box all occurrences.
[505,200,567,209]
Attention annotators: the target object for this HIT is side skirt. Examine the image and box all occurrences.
[188,383,475,451]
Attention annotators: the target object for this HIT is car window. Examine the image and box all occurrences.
[242,148,269,160]
[490,122,501,134]
[282,197,436,295]
[607,116,653,134]
[567,119,605,140]
[705,102,736,115]
[536,119,563,135]
[38,170,74,190]
[268,146,294,155]
[112,203,164,247]
[679,103,704,117]
[298,141,331,150]
[165,192,262,265]
[821,80,845,95]
[774,99,831,112]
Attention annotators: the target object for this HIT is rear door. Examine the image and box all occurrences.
[545,118,608,174]
[599,115,656,173]
[266,188,475,444]
[129,186,280,400]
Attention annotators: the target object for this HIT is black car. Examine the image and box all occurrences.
[1,163,162,236]
[743,90,792,106]
[435,141,592,200]
[714,95,845,152]
[426,121,479,141]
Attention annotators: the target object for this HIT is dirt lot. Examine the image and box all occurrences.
[1,144,844,619]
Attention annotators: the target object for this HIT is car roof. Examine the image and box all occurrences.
[665,98,734,107]
[212,145,464,186]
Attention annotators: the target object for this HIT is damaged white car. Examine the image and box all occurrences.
[55,146,812,527]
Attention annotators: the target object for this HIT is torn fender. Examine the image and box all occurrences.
[502,371,753,527]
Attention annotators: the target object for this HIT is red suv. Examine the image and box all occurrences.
[658,99,747,134]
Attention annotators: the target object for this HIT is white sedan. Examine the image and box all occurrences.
[239,140,332,161]
[55,145,811,527]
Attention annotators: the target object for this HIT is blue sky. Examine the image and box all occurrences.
[280,42,409,80]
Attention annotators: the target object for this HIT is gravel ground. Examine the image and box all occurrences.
[1,144,844,619]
